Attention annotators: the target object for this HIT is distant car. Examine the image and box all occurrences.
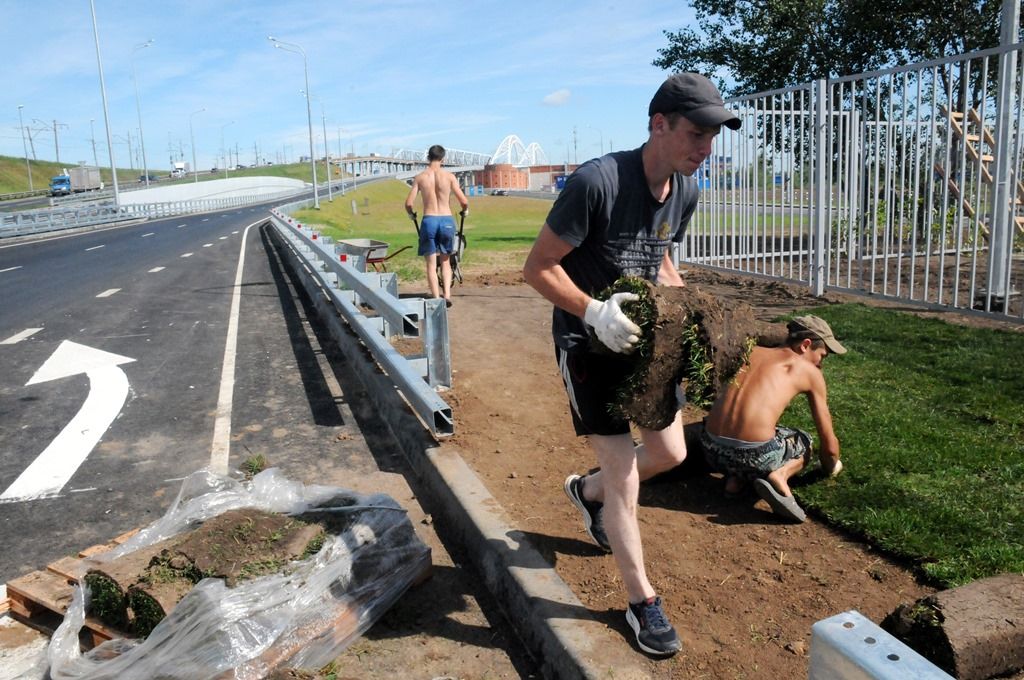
[491,189,508,196]
[236,164,245,170]
[138,173,157,182]
[211,167,218,173]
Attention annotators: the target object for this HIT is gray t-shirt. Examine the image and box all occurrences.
[545,146,699,350]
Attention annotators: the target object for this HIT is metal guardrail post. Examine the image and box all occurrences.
[267,211,453,436]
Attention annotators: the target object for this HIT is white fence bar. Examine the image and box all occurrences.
[684,42,1024,322]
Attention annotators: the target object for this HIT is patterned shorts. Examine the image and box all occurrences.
[701,426,813,479]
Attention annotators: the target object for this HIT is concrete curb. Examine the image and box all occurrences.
[270,224,650,679]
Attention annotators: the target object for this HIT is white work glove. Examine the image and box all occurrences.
[584,293,641,353]
[828,459,844,477]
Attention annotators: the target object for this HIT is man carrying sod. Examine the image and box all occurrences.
[701,315,846,522]
[405,144,469,308]
[523,72,740,656]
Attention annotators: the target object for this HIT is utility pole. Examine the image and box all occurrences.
[572,126,578,165]
[17,105,33,191]
[90,119,99,166]
[36,119,69,164]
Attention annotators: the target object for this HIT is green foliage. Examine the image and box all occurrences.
[240,453,268,479]
[654,0,1011,95]
[782,303,1024,587]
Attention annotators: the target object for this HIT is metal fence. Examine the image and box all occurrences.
[267,202,454,437]
[0,189,305,239]
[682,42,1024,321]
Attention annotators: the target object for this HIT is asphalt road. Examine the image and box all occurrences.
[0,203,401,583]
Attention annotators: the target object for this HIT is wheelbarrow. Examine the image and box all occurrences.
[336,238,411,273]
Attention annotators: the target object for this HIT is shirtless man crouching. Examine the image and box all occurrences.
[701,315,847,522]
[405,144,469,307]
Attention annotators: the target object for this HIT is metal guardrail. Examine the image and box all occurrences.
[266,201,454,437]
[0,189,49,201]
[0,188,305,239]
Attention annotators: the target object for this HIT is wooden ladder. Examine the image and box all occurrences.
[935,105,1024,236]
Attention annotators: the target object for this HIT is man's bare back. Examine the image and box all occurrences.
[705,345,828,443]
[411,166,460,217]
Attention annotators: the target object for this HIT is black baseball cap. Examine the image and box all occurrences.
[648,73,741,131]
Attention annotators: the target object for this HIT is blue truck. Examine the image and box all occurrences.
[49,166,103,196]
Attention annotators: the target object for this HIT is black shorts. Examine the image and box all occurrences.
[555,346,636,437]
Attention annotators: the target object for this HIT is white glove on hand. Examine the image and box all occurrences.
[584,293,641,353]
[828,459,844,477]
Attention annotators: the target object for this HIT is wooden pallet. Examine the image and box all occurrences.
[2,527,140,647]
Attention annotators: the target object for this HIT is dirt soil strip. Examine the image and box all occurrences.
[434,266,964,679]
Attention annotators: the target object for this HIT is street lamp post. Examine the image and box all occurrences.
[221,121,235,179]
[302,90,332,203]
[269,36,319,209]
[88,0,119,208]
[131,39,154,186]
[17,105,32,191]
[189,108,205,183]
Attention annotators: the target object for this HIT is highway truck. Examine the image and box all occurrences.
[49,166,103,196]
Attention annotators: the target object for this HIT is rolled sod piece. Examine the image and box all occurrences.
[881,573,1024,680]
[600,278,785,430]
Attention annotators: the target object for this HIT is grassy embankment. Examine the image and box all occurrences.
[295,178,1023,589]
[0,154,327,195]
[294,178,548,283]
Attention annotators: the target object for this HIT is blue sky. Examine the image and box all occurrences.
[0,1,699,173]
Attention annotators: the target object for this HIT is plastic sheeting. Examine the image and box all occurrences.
[46,468,431,679]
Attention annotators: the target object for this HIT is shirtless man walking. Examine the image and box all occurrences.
[405,145,469,307]
[701,315,846,522]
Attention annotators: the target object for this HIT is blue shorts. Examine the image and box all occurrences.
[418,215,456,256]
[701,425,812,479]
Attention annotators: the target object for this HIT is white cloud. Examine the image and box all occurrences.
[543,89,572,107]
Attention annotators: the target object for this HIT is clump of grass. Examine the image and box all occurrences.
[84,572,129,630]
[240,454,268,479]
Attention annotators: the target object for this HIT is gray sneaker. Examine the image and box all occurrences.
[564,474,611,552]
[626,596,682,655]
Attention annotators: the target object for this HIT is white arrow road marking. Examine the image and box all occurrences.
[1,341,135,502]
[1,328,42,345]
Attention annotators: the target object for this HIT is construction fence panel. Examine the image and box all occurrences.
[683,42,1024,321]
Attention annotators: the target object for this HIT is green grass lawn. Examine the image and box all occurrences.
[782,303,1024,587]
[292,179,1023,589]
[294,178,548,282]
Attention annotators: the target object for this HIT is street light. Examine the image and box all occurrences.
[88,0,119,207]
[301,90,332,203]
[268,36,319,209]
[189,107,205,183]
[17,105,32,191]
[131,38,154,186]
[221,120,235,179]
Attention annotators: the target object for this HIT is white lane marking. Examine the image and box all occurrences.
[210,220,257,475]
[1,328,43,345]
[203,243,213,248]
[96,288,120,298]
[181,252,193,258]
[85,245,105,251]
[177,224,186,228]
[0,266,23,273]
[201,218,209,222]
[1,341,135,502]
[232,231,239,235]
[149,266,165,273]
[141,232,155,238]
[219,236,227,240]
